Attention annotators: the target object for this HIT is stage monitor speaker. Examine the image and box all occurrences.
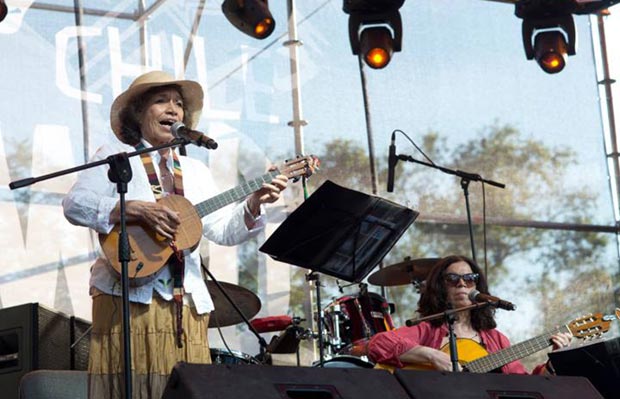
[548,337,620,399]
[162,362,411,399]
[70,315,92,371]
[393,369,603,399]
[0,303,91,399]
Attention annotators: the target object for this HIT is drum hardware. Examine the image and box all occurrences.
[323,290,395,357]
[312,354,375,369]
[210,348,260,365]
[206,280,261,328]
[257,316,314,366]
[328,302,343,349]
[367,257,439,288]
[258,181,419,366]
[201,261,270,362]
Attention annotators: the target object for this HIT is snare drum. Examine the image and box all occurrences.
[323,292,394,355]
[210,348,259,365]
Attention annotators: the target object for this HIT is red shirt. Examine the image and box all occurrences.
[367,321,546,374]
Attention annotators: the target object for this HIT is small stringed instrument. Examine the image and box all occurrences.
[99,155,319,282]
[376,308,620,373]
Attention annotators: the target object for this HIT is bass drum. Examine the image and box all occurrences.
[210,348,260,365]
[313,355,375,369]
[323,292,394,356]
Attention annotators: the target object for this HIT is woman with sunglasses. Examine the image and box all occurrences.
[367,255,572,374]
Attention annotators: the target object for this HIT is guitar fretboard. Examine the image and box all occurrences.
[195,170,279,218]
[465,325,570,373]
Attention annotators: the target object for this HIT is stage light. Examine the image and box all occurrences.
[521,15,576,74]
[534,31,567,74]
[221,0,275,39]
[0,0,7,23]
[346,4,403,69]
[360,26,393,69]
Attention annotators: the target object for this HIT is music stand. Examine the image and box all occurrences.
[260,180,417,365]
[260,180,418,282]
[548,337,620,399]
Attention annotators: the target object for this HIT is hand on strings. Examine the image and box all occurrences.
[550,331,572,351]
[117,200,181,239]
[245,172,289,215]
[427,348,463,372]
[401,346,462,372]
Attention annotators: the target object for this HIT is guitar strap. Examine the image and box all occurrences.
[135,143,185,198]
[135,143,186,348]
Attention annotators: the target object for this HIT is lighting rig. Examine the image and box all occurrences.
[343,0,405,69]
[514,0,620,73]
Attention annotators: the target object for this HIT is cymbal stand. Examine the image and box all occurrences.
[306,271,327,366]
[200,263,268,360]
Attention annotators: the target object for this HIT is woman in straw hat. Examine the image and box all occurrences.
[63,70,288,398]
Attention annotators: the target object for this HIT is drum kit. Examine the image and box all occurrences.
[208,257,438,368]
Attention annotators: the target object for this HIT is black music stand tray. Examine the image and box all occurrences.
[548,337,620,399]
[260,180,418,282]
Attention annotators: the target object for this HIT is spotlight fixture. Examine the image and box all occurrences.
[222,0,275,40]
[0,0,7,24]
[514,0,620,74]
[360,26,393,69]
[521,15,576,74]
[534,30,568,74]
[344,0,404,69]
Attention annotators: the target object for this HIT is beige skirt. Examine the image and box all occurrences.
[89,293,211,399]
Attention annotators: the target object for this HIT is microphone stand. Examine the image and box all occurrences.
[405,301,494,372]
[445,303,459,372]
[199,263,269,360]
[396,154,505,263]
[10,137,190,399]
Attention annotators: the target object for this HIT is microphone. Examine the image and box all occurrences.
[468,289,516,311]
[387,131,397,192]
[171,122,218,150]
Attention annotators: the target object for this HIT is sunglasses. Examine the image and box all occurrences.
[443,273,479,287]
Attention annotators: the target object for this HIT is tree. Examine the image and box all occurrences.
[304,124,616,369]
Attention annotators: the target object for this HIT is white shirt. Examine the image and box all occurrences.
[62,139,264,314]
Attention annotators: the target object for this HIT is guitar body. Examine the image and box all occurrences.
[375,338,489,372]
[99,195,203,281]
[374,308,619,373]
[97,155,319,284]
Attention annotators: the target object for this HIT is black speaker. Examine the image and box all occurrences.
[0,303,91,399]
[162,362,411,399]
[70,315,92,371]
[393,369,603,399]
[548,337,620,399]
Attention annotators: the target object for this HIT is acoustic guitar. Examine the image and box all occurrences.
[99,155,319,282]
[376,308,620,373]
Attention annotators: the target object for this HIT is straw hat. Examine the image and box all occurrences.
[110,70,204,143]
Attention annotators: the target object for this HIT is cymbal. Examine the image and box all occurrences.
[207,280,261,328]
[367,258,439,286]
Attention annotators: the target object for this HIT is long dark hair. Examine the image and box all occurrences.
[417,255,496,330]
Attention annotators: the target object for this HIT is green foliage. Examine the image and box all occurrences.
[307,123,615,370]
